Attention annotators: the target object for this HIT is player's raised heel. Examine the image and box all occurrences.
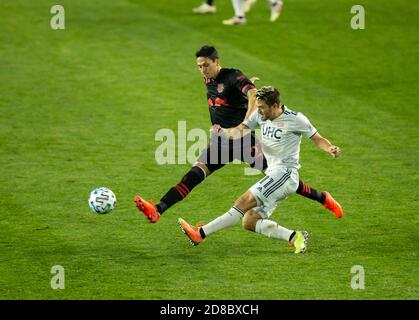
[178,218,205,246]
[292,231,309,254]
[323,192,343,218]
[134,195,160,223]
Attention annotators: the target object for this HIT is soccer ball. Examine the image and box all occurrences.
[88,187,116,214]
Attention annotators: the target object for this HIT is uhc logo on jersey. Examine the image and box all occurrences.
[262,125,282,139]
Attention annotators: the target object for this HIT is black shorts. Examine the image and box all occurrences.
[197,132,267,173]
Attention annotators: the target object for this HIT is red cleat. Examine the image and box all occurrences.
[178,218,205,246]
[323,192,343,218]
[134,195,160,223]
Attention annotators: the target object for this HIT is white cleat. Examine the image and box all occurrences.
[244,0,257,13]
[222,16,247,25]
[193,3,216,14]
[270,1,283,22]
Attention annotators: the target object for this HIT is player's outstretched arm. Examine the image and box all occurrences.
[210,123,250,140]
[244,88,258,120]
[243,77,260,120]
[310,132,341,158]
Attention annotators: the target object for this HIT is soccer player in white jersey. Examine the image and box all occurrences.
[178,86,341,254]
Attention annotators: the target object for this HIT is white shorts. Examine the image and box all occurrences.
[248,167,299,218]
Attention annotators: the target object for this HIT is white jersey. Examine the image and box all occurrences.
[242,105,317,170]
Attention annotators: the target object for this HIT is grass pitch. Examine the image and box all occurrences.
[0,0,418,299]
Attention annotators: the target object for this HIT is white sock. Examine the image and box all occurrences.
[202,206,244,236]
[232,0,246,17]
[255,219,293,241]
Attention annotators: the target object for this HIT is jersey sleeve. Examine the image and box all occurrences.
[232,69,255,97]
[242,110,260,129]
[292,113,318,138]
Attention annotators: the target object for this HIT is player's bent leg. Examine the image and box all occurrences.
[234,191,258,213]
[242,210,263,232]
[239,192,300,246]
[247,168,309,252]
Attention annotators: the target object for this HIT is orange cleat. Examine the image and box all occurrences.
[134,195,160,223]
[323,192,343,218]
[178,218,205,246]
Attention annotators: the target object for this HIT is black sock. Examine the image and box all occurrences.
[289,231,296,242]
[199,228,206,239]
[155,202,168,214]
[296,180,326,204]
[207,0,214,6]
[157,166,206,214]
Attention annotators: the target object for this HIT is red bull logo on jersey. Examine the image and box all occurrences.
[262,125,282,139]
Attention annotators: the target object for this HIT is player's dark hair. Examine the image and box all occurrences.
[195,45,219,61]
[256,86,280,107]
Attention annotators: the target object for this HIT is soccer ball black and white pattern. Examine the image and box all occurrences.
[88,187,116,214]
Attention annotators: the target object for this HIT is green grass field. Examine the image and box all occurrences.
[1,0,418,300]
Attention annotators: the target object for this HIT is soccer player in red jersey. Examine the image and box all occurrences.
[134,46,342,223]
